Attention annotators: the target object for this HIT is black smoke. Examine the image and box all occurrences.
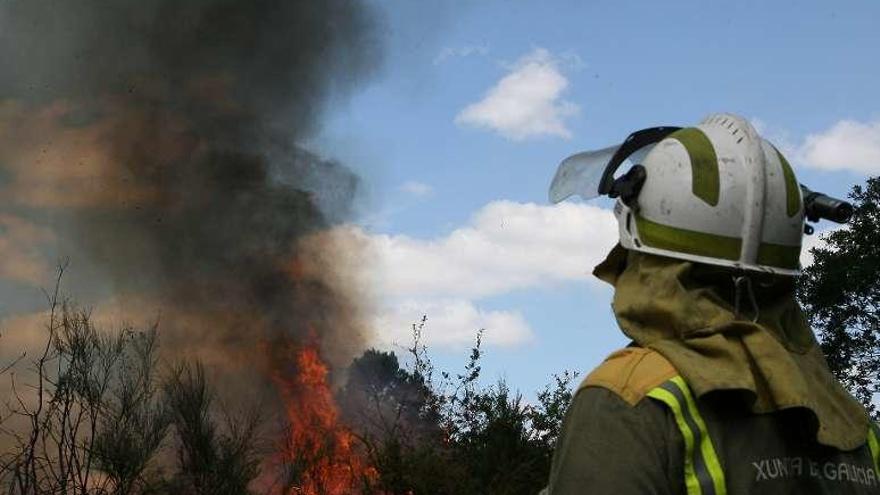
[0,0,382,382]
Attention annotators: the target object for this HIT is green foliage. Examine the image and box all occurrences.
[798,176,880,415]
[340,317,576,495]
[340,342,455,494]
[530,371,576,449]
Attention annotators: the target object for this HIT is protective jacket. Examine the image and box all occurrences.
[545,246,874,494]
[546,347,880,494]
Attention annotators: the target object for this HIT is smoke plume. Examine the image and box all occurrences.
[0,0,382,395]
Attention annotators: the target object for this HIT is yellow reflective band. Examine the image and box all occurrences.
[671,376,728,495]
[773,146,801,218]
[636,214,742,261]
[669,128,720,206]
[868,424,880,477]
[636,214,800,271]
[649,376,727,495]
[647,386,702,495]
[756,242,801,270]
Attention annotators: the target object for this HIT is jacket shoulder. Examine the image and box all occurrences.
[578,347,678,406]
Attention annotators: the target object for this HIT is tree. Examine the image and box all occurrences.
[161,362,262,495]
[798,176,880,415]
[339,318,576,495]
[0,286,171,494]
[339,330,463,495]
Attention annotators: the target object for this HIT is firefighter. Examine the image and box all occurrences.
[544,113,877,494]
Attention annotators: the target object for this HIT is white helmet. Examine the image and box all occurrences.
[550,113,851,276]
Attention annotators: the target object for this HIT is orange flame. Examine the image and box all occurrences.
[272,341,380,495]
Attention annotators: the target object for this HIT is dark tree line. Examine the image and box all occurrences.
[339,320,574,495]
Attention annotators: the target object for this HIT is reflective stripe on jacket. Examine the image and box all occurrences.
[546,348,880,494]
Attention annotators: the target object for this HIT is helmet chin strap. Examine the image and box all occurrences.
[733,275,760,323]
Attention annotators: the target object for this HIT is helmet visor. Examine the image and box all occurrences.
[548,142,657,203]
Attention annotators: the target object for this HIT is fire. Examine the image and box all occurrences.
[272,340,380,495]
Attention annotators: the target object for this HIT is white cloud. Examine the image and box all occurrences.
[433,44,489,66]
[375,299,532,349]
[344,200,617,349]
[455,48,580,140]
[800,120,880,174]
[757,117,880,175]
[400,180,433,198]
[365,200,617,299]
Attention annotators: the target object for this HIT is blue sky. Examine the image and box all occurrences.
[315,0,880,395]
